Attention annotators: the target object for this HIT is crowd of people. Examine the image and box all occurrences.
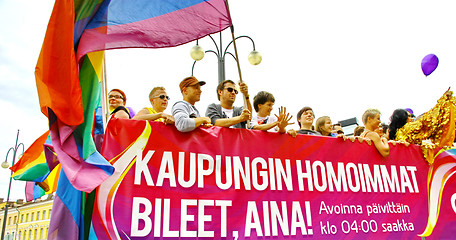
[107,76,456,161]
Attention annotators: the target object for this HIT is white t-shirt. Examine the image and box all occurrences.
[251,115,278,132]
[222,107,235,128]
[222,107,234,118]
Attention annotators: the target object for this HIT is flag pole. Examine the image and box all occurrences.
[224,0,243,83]
[224,0,250,128]
[101,53,108,129]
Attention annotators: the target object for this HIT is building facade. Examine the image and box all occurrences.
[0,196,53,240]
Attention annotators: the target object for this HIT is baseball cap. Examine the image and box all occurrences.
[179,76,206,92]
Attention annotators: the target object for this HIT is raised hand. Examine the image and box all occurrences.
[238,82,249,96]
[275,106,294,133]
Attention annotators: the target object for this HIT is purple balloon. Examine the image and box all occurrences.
[421,54,439,76]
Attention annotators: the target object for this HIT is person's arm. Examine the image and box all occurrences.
[133,108,164,121]
[239,82,253,114]
[206,103,250,127]
[134,108,175,124]
[252,121,278,131]
[365,131,390,157]
[194,117,212,128]
[173,103,197,132]
[113,110,130,119]
[213,109,251,127]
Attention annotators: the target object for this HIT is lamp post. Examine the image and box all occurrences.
[1,130,24,240]
[14,207,20,240]
[190,31,262,83]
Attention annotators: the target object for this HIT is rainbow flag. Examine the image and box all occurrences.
[11,129,60,183]
[49,170,86,239]
[39,1,111,239]
[37,2,113,194]
[25,182,46,202]
[24,162,62,202]
[12,129,61,202]
[76,0,231,59]
[36,0,231,193]
[10,130,51,182]
[47,51,106,240]
[37,1,231,239]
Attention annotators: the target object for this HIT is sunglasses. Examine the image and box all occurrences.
[225,87,238,94]
[108,95,123,100]
[155,95,170,100]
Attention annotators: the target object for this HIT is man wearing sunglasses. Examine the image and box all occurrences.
[133,87,174,125]
[206,79,252,129]
[172,76,212,132]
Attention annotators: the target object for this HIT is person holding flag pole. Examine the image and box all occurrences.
[223,0,251,128]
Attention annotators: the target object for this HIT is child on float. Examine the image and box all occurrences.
[251,91,291,133]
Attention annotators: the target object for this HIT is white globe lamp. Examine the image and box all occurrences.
[190,45,205,61]
[248,50,262,65]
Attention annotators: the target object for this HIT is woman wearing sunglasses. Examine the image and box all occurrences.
[133,86,175,125]
[108,89,132,119]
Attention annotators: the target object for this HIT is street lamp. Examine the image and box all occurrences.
[1,130,24,240]
[190,31,262,83]
[14,207,20,240]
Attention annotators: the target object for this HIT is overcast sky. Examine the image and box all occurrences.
[1,0,456,201]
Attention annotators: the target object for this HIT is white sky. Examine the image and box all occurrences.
[1,0,456,201]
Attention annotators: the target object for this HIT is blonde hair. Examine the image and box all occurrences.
[315,116,331,134]
[362,109,381,124]
[149,87,166,99]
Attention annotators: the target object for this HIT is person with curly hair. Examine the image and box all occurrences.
[388,109,409,140]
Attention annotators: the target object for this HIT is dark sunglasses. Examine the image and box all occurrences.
[225,87,238,94]
[155,95,170,100]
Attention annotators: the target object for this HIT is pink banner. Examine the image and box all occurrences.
[93,118,456,239]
